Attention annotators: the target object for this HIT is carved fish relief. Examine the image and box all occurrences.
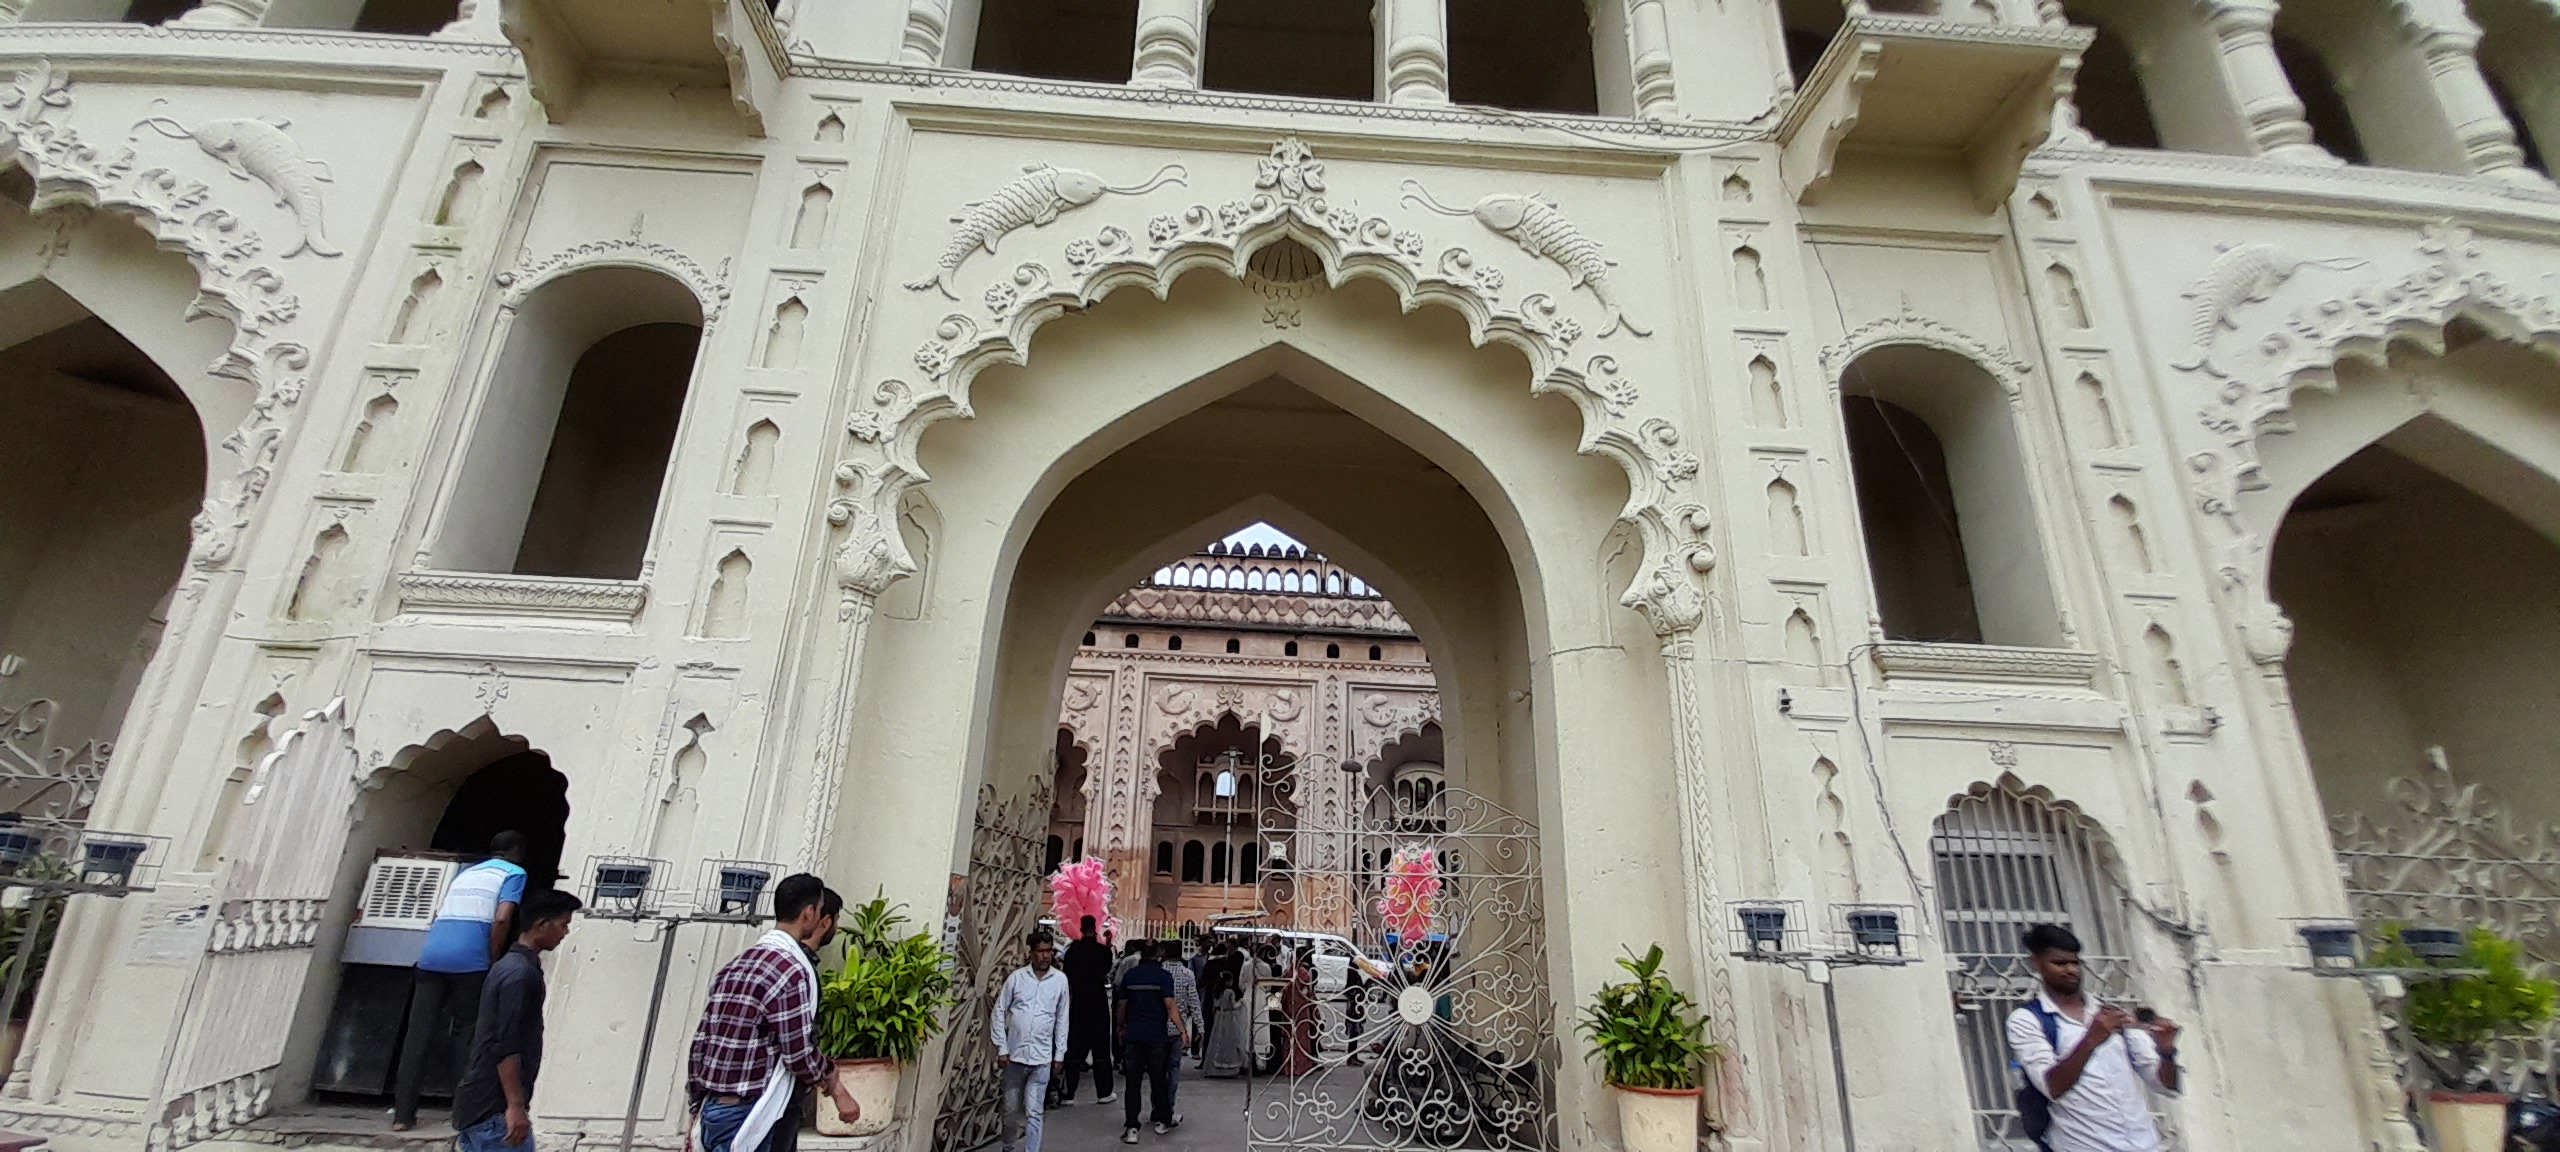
[1403,180,1649,338]
[136,110,340,259]
[908,162,1186,299]
[2171,241,2363,377]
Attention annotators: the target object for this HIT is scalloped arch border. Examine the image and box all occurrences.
[2,62,321,594]
[1818,302,2039,391]
[493,237,735,325]
[1943,771,2136,891]
[2179,220,2560,662]
[837,138,1715,633]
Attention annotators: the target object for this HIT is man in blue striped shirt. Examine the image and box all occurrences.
[393,831,528,1131]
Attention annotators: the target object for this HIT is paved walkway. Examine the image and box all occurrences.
[1041,1063,1260,1152]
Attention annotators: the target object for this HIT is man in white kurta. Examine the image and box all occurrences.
[993,933,1072,1152]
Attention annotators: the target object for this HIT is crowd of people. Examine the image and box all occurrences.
[385,830,2185,1152]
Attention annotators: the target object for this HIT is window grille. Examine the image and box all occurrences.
[1932,784,2154,1150]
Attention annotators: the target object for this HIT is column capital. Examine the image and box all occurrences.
[1131,0,1207,89]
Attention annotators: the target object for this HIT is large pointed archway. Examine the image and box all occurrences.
[820,232,1710,1146]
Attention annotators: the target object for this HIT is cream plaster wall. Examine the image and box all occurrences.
[2,3,2559,1150]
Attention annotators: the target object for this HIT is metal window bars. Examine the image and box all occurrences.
[1931,784,2162,1151]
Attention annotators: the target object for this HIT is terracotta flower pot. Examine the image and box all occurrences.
[2424,1091,2510,1152]
[817,1058,900,1137]
[1614,1083,1702,1152]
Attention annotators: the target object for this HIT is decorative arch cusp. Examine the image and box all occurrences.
[2,63,336,597]
[2169,220,2560,664]
[828,137,1715,635]
[492,237,734,325]
[1818,302,2039,395]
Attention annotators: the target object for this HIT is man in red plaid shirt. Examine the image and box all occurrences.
[687,875,860,1152]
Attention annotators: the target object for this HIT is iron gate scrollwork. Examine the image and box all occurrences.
[933,775,1054,1152]
[1248,777,1555,1152]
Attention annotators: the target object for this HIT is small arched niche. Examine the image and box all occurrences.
[1838,344,2062,647]
[435,267,705,581]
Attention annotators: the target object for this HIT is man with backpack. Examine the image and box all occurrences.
[2006,923,2180,1152]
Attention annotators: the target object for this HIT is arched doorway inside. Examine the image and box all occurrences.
[0,277,207,839]
[2256,333,2560,1099]
[304,721,570,1108]
[927,334,1581,1152]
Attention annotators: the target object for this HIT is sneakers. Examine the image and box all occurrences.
[1122,1128,1140,1144]
[1097,1091,1119,1104]
[1051,1096,1075,1108]
[1154,1115,1183,1135]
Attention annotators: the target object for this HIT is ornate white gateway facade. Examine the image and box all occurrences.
[2,0,2559,1149]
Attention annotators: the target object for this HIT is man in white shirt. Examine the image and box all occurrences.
[992,932,1072,1152]
[2006,923,2181,1152]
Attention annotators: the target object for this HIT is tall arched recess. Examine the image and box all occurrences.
[428,266,707,581]
[830,261,1695,1149]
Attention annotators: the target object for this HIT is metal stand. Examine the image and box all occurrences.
[1731,948,1914,1152]
[618,920,688,1152]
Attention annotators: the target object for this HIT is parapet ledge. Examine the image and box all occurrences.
[1869,640,2100,688]
[1777,15,2093,212]
[395,570,648,621]
[499,0,783,135]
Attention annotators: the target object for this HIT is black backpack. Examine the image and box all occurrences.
[2012,1000,2062,1151]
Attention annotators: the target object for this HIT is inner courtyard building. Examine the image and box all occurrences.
[0,1,2556,1150]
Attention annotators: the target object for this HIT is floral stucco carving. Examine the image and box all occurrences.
[1,63,316,597]
[496,236,734,323]
[837,137,1717,639]
[1818,300,2036,388]
[2172,221,2560,664]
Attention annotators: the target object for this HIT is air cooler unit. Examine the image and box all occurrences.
[341,853,460,966]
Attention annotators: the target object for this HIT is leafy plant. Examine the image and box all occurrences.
[817,895,957,1064]
[1577,943,1713,1091]
[2368,925,2557,1090]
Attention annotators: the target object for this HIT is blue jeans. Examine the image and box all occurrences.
[697,1093,801,1152]
[457,1113,532,1152]
[1001,1062,1052,1152]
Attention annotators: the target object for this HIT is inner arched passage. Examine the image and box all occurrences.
[841,267,1687,1152]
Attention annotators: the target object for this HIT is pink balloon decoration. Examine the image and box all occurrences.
[1049,857,1119,944]
[1377,844,1441,945]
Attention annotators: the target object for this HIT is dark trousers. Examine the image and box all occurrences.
[1059,1007,1114,1101]
[697,1086,802,1152]
[393,968,485,1126]
[1121,1039,1175,1130]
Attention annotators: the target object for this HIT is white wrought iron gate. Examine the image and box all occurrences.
[1247,778,1555,1152]
[933,776,1055,1152]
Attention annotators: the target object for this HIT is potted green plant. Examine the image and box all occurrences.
[2368,926,2558,1152]
[1578,943,1715,1152]
[815,895,957,1137]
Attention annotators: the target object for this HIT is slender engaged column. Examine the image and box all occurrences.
[1622,0,1680,120]
[171,0,265,27]
[2203,1,2339,163]
[899,0,954,67]
[1130,0,1206,88]
[2414,23,2541,183]
[1378,0,1448,105]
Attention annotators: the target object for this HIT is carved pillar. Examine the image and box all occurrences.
[1625,0,1680,120]
[900,0,954,67]
[795,520,901,871]
[1378,0,1449,105]
[171,0,267,27]
[2413,22,2541,183]
[1634,564,1750,1133]
[2202,1,2338,163]
[1131,0,1207,89]
[1101,664,1151,929]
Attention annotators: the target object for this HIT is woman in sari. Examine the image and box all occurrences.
[1203,968,1251,1078]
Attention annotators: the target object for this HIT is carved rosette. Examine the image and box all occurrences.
[827,136,1715,640]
